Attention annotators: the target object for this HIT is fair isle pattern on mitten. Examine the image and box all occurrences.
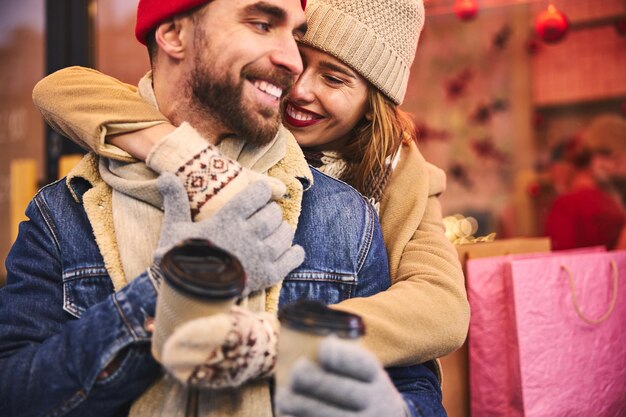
[177,147,243,219]
[187,308,279,388]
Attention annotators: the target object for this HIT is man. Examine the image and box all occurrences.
[0,1,440,416]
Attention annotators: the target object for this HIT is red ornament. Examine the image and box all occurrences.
[535,4,569,43]
[454,0,478,22]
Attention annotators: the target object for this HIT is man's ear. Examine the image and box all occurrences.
[154,18,188,60]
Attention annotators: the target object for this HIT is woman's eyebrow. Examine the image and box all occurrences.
[318,60,357,79]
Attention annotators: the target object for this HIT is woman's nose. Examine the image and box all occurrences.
[288,72,316,104]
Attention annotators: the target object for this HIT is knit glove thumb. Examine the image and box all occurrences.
[275,336,410,417]
[161,305,279,388]
[147,122,287,221]
[155,172,304,295]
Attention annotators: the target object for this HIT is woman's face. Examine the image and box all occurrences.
[282,45,370,151]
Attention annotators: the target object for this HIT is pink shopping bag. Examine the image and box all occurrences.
[466,247,605,417]
[509,251,626,417]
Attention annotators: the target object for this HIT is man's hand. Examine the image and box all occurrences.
[161,305,278,388]
[275,337,409,417]
[155,173,304,295]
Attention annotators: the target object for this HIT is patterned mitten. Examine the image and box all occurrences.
[147,122,287,221]
[275,336,410,417]
[161,305,279,388]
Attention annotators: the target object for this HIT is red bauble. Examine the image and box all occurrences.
[535,4,569,43]
[454,0,478,22]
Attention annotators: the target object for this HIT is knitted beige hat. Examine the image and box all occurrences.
[300,0,425,105]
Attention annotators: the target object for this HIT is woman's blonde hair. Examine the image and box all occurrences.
[341,88,417,194]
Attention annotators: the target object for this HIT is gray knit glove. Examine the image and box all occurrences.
[275,336,410,417]
[155,172,304,295]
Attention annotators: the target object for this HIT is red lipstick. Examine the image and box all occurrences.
[283,103,323,128]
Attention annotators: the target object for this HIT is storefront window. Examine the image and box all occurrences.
[95,0,148,85]
[0,0,45,283]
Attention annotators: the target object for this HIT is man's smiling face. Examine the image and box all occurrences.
[186,0,307,145]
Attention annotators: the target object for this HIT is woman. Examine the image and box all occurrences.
[33,0,468,374]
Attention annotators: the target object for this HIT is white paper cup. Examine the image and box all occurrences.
[152,239,245,362]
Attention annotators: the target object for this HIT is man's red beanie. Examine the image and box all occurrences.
[135,0,307,45]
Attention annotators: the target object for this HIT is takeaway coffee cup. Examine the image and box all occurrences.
[152,238,245,362]
[275,300,365,395]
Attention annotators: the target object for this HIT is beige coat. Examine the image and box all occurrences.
[33,66,469,367]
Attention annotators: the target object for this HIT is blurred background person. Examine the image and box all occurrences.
[544,129,625,250]
[580,114,626,206]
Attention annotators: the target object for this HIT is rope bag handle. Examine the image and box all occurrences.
[560,261,618,325]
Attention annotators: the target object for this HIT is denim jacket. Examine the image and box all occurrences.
[0,168,441,417]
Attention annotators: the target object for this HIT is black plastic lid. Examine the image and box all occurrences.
[278,300,365,338]
[161,238,245,300]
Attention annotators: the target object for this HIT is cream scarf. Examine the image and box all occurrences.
[100,73,288,417]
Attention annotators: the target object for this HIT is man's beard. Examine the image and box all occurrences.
[188,38,292,146]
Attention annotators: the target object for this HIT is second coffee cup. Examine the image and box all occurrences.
[275,300,365,395]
